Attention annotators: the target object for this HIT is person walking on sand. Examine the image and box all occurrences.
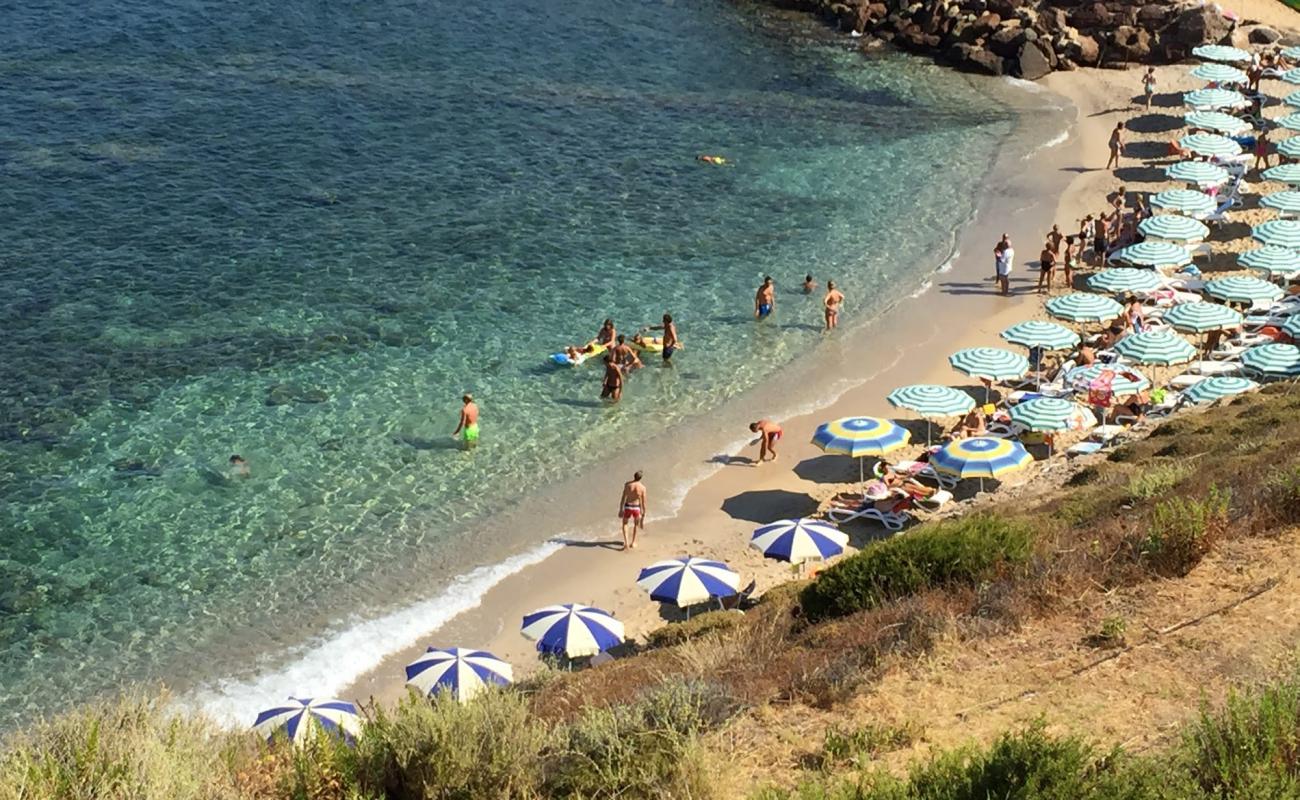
[749,419,784,464]
[453,393,479,449]
[600,355,623,403]
[754,275,775,320]
[1254,129,1272,171]
[1141,67,1156,109]
[823,281,844,330]
[1038,240,1056,294]
[993,236,1013,296]
[618,471,647,551]
[1106,122,1125,171]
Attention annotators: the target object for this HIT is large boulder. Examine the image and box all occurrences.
[1136,3,1172,27]
[1161,4,1233,50]
[1248,26,1282,45]
[1074,33,1101,65]
[1016,40,1054,79]
[989,23,1025,57]
[1110,24,1152,61]
[946,41,1007,74]
[971,10,1002,35]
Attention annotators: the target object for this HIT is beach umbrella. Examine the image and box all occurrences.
[1066,364,1151,397]
[1162,301,1243,333]
[1285,46,1300,61]
[1182,112,1251,136]
[1241,343,1300,377]
[1284,316,1300,340]
[1137,215,1210,244]
[1113,330,1198,366]
[1263,163,1300,186]
[811,416,910,482]
[1046,293,1123,323]
[1189,63,1248,84]
[887,384,976,418]
[521,604,624,658]
[1252,219,1300,250]
[1239,246,1300,278]
[1183,88,1248,110]
[636,556,739,607]
[1109,240,1192,270]
[404,647,512,702]
[1283,68,1300,86]
[252,698,363,747]
[1205,276,1285,304]
[1285,91,1300,110]
[1165,159,1232,187]
[1278,137,1300,161]
[1278,114,1300,133]
[1009,397,1095,433]
[1261,191,1300,217]
[1192,44,1251,63]
[948,347,1030,383]
[1000,320,1080,351]
[1086,268,1164,294]
[1179,133,1243,159]
[931,437,1033,491]
[750,518,848,564]
[1183,376,1259,404]
[1150,189,1217,218]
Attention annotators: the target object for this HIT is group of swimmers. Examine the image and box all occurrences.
[754,274,845,330]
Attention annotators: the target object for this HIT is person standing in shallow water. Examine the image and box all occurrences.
[453,393,479,449]
[754,275,775,320]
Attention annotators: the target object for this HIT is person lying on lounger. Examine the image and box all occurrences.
[951,408,986,439]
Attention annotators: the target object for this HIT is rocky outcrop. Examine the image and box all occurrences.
[766,0,1299,80]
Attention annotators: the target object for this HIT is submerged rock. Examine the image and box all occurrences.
[266,383,330,406]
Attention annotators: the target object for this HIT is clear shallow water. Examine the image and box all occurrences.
[0,0,1020,729]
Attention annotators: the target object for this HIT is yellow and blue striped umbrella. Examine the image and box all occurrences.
[931,437,1033,481]
[811,416,910,460]
[1239,246,1300,278]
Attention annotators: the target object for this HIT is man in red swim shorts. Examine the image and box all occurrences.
[749,419,783,464]
[618,471,647,551]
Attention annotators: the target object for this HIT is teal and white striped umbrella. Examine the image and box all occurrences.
[1285,46,1300,61]
[1261,191,1300,216]
[1183,376,1259,404]
[1192,44,1251,63]
[1241,343,1300,377]
[1252,219,1300,250]
[1285,91,1300,110]
[1179,133,1243,159]
[948,347,1030,382]
[1283,68,1300,86]
[886,384,975,418]
[1278,137,1300,160]
[1183,88,1248,110]
[1263,163,1300,186]
[1008,397,1095,433]
[1278,114,1300,133]
[1189,62,1248,84]
[1086,268,1164,294]
[1046,293,1124,323]
[1000,320,1080,351]
[1151,189,1217,217]
[1162,301,1243,333]
[1113,330,1198,366]
[1240,246,1300,278]
[1183,112,1251,135]
[1284,316,1300,340]
[1066,364,1151,397]
[1137,214,1209,244]
[1165,159,1231,187]
[1109,241,1192,270]
[1205,276,1285,304]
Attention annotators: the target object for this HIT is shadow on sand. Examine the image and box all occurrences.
[720,489,818,523]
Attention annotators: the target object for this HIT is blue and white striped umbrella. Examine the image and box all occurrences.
[886,384,976,418]
[1240,246,1300,278]
[252,698,363,747]
[1183,112,1251,136]
[1241,344,1300,377]
[1087,268,1164,294]
[1205,276,1285,304]
[521,604,624,658]
[1179,133,1243,159]
[1252,219,1300,250]
[1151,189,1217,218]
[931,437,1033,480]
[1285,91,1300,111]
[1137,215,1210,244]
[1189,62,1248,84]
[1261,191,1300,216]
[1162,301,1243,333]
[1008,397,1095,432]
[636,556,739,607]
[1000,320,1080,351]
[405,647,513,702]
[1183,88,1248,110]
[1283,316,1300,340]
[1066,364,1151,397]
[1113,330,1198,366]
[1165,159,1232,187]
[1263,163,1300,186]
[811,416,910,459]
[1183,376,1259,404]
[1278,137,1300,160]
[1192,44,1251,63]
[1046,293,1124,323]
[1278,114,1300,133]
[1284,68,1300,86]
[750,518,848,564]
[948,347,1030,382]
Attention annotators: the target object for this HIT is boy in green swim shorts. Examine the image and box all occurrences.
[454,393,479,450]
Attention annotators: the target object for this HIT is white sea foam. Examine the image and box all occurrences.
[185,540,564,728]
[1001,76,1045,93]
[909,279,934,299]
[937,249,959,273]
[1022,128,1070,160]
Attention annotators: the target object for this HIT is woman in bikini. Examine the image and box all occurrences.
[823,281,844,331]
[1037,240,1056,294]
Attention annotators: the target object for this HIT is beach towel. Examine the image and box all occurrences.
[1088,370,1116,408]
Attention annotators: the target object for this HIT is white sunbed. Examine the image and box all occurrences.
[1187,360,1243,376]
[874,460,958,490]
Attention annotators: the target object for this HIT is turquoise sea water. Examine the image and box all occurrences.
[0,1,1022,729]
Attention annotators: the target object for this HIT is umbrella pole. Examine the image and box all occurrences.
[926,419,932,448]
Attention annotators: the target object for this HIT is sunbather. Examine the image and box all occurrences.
[878,465,937,499]
[1111,389,1151,424]
[952,408,986,439]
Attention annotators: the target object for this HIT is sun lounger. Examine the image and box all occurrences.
[826,501,910,531]
[1187,360,1242,376]
[1170,373,1208,389]
[874,460,957,489]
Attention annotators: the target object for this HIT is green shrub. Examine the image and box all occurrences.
[645,610,743,648]
[1139,487,1230,577]
[801,515,1034,621]
[1183,678,1300,797]
[1261,465,1300,525]
[815,722,919,770]
[1126,463,1191,501]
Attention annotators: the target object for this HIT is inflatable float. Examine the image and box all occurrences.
[549,342,607,367]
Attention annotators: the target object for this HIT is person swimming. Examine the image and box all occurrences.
[228,454,250,478]
[802,275,816,294]
[696,154,727,165]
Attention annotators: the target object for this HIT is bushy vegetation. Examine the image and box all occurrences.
[800,515,1034,621]
[1125,462,1191,501]
[1138,487,1229,577]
